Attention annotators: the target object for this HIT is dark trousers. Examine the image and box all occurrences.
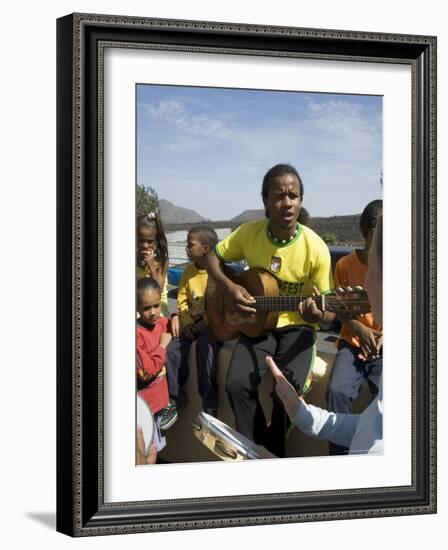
[166,328,222,410]
[326,340,382,455]
[226,326,316,457]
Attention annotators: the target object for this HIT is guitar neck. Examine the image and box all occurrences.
[254,295,325,312]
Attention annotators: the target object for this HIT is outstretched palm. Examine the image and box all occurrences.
[265,356,301,419]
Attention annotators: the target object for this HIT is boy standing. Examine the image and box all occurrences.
[167,226,222,416]
[326,199,383,455]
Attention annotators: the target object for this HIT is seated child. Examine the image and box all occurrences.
[167,226,222,416]
[326,199,383,455]
[136,212,170,319]
[136,277,178,439]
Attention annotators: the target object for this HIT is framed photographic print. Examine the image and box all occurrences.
[56,13,437,536]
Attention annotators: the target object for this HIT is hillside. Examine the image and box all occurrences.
[231,209,264,223]
[308,214,362,245]
[159,198,208,225]
[230,209,363,245]
[160,201,363,245]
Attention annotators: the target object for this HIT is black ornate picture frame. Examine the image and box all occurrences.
[56,13,437,536]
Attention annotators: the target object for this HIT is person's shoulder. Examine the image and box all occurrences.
[224,219,267,240]
[158,316,170,331]
[335,250,354,269]
[238,218,268,234]
[136,320,149,336]
[301,225,329,249]
[182,262,197,277]
[336,250,361,274]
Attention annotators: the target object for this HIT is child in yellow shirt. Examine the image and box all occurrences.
[166,226,222,416]
[136,212,170,319]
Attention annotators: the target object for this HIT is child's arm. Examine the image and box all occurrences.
[140,248,159,278]
[140,249,167,291]
[176,269,196,329]
[267,356,358,448]
[137,330,167,378]
[334,257,381,358]
[160,275,169,317]
[169,313,180,338]
[353,323,382,360]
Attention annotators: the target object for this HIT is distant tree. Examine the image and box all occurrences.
[136,184,159,217]
[321,232,338,245]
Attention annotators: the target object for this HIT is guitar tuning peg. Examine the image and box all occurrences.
[354,285,363,291]
[337,287,345,294]
[345,286,353,292]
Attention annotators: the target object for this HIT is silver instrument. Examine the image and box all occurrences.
[192,412,261,461]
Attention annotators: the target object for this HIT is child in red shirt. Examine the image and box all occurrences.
[137,278,177,442]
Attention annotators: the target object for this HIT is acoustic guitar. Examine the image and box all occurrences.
[205,266,371,341]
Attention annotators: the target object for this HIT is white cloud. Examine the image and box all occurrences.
[144,99,235,141]
[139,94,382,218]
[305,98,381,153]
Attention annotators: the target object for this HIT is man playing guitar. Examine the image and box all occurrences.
[205,164,335,456]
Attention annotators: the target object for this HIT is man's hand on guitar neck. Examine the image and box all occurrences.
[298,286,336,328]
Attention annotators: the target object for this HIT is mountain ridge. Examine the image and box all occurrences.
[159,198,208,224]
[159,199,364,244]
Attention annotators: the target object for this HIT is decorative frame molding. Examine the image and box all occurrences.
[57,13,437,536]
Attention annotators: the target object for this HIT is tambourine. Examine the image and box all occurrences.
[192,412,261,461]
[137,395,155,455]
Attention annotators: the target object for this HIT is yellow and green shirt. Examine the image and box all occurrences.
[177,264,209,329]
[215,219,333,329]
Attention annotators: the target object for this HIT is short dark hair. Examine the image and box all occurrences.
[136,277,161,305]
[188,225,219,248]
[360,199,383,239]
[261,164,304,217]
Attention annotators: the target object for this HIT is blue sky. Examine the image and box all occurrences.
[137,84,382,219]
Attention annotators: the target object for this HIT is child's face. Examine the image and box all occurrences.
[137,226,157,252]
[137,288,162,325]
[185,233,209,262]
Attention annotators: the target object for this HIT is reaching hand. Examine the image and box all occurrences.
[298,286,325,324]
[140,248,157,269]
[354,325,382,361]
[265,356,301,419]
[170,314,180,338]
[136,425,157,465]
